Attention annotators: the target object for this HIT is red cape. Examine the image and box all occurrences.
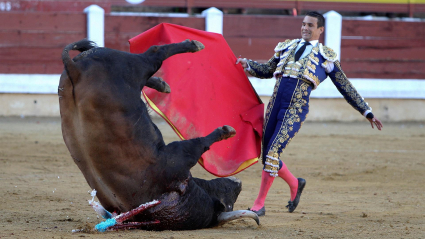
[129,23,263,177]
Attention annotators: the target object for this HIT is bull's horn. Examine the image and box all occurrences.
[217,210,260,226]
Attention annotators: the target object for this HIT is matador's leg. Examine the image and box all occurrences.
[251,80,310,215]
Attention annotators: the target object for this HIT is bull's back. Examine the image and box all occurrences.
[59,49,166,212]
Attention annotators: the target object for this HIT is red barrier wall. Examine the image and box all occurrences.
[0,12,204,74]
[104,15,204,51]
[7,0,425,16]
[0,12,86,74]
[224,15,425,79]
[223,15,324,61]
[0,12,424,79]
[340,20,425,79]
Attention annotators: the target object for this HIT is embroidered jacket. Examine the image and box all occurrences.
[247,39,372,116]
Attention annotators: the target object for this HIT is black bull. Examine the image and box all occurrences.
[58,39,259,230]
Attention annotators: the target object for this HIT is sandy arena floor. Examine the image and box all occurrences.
[0,116,424,238]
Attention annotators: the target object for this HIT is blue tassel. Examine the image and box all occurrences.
[95,218,117,232]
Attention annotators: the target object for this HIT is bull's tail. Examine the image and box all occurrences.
[62,39,97,85]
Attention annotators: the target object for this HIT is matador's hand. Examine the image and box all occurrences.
[236,58,248,69]
[367,117,383,131]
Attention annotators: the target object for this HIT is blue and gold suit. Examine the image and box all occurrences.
[247,39,372,177]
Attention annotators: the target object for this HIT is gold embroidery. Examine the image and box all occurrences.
[247,55,278,79]
[266,81,310,163]
[281,51,289,58]
[262,41,317,150]
[263,77,281,137]
[274,39,298,52]
[334,61,370,113]
[274,44,298,76]
[306,60,316,72]
[319,44,338,62]
[264,156,280,177]
[309,55,319,65]
[303,69,320,86]
[290,63,301,77]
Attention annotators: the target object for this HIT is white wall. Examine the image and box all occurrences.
[1,8,424,121]
[1,74,425,121]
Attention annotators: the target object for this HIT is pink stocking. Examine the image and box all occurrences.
[277,161,298,201]
[251,170,275,211]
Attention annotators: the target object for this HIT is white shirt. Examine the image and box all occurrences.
[294,39,318,60]
[245,39,319,71]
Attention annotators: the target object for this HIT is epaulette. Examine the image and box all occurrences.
[274,39,300,52]
[319,44,338,62]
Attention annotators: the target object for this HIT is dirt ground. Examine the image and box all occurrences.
[1,116,424,239]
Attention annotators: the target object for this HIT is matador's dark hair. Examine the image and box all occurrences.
[306,11,325,28]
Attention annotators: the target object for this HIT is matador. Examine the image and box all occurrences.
[236,11,383,216]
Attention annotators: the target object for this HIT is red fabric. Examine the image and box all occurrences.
[129,23,263,177]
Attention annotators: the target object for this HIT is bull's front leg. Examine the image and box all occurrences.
[165,126,236,169]
[144,77,171,93]
[193,126,236,156]
[203,125,236,145]
[144,40,204,67]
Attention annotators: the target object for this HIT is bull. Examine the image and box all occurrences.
[58,39,259,231]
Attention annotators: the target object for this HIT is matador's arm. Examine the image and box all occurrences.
[327,60,372,117]
[246,53,280,79]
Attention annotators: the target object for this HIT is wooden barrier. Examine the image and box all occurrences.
[0,12,204,74]
[0,11,424,79]
[340,20,425,79]
[6,0,187,13]
[0,12,86,74]
[6,0,425,16]
[224,15,425,79]
[223,15,324,61]
[104,15,204,51]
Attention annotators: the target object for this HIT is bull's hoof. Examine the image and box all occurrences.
[162,80,171,93]
[182,39,204,52]
[146,77,171,93]
[220,125,236,140]
[192,40,205,52]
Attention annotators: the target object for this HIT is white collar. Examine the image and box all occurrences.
[300,39,318,46]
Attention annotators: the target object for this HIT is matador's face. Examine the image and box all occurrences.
[301,16,324,42]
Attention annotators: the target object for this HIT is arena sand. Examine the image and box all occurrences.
[1,116,424,238]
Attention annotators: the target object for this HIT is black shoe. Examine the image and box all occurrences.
[248,206,266,217]
[286,178,306,213]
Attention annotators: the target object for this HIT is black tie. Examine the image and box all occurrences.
[294,42,310,61]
